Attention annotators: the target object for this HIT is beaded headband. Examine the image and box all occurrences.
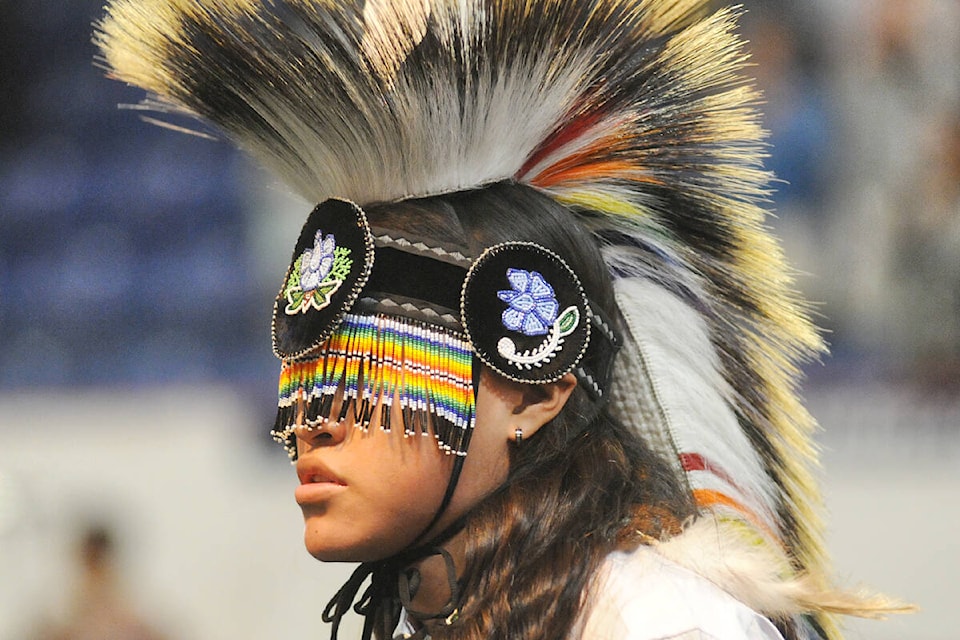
[271,198,618,459]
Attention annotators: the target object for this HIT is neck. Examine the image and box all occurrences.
[405,531,466,625]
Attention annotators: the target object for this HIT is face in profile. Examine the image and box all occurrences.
[292,367,518,562]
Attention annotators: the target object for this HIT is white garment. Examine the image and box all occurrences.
[394,545,785,639]
[571,546,785,640]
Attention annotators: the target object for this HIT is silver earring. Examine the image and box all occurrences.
[515,428,523,443]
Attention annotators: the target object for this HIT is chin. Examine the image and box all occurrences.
[305,545,354,563]
[303,531,405,563]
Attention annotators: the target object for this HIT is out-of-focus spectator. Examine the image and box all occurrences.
[740,3,841,356]
[822,0,960,374]
[30,524,169,640]
[739,0,960,382]
[743,2,837,215]
[889,108,960,390]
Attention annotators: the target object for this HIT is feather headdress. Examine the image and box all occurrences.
[97,0,860,635]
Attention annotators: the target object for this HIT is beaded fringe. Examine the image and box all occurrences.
[272,313,476,459]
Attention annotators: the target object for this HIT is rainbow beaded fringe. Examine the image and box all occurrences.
[272,313,476,459]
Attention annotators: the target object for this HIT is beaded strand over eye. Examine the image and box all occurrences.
[273,313,476,460]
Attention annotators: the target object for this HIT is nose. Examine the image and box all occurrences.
[294,418,348,451]
[293,382,350,452]
[293,394,349,451]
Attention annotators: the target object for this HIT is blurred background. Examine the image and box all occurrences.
[0,0,957,638]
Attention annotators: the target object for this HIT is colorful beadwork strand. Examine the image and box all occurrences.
[272,313,476,460]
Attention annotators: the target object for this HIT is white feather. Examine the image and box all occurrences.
[613,277,781,532]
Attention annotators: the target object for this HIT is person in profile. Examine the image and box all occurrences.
[94,1,911,638]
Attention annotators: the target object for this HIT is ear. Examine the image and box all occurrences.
[509,372,578,441]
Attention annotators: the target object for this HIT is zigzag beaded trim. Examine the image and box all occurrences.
[272,313,475,460]
[588,304,618,346]
[374,233,472,266]
[574,366,603,399]
[361,296,460,326]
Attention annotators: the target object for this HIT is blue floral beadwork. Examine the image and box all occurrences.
[496,267,580,369]
[497,269,560,336]
[283,230,353,315]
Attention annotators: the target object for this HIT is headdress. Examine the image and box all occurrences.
[96,0,853,636]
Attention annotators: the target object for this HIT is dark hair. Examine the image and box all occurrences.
[369,182,696,639]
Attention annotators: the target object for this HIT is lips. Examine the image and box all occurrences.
[295,459,347,506]
[296,459,346,486]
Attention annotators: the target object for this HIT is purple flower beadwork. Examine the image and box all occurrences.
[497,268,560,336]
[283,228,353,315]
[300,231,337,292]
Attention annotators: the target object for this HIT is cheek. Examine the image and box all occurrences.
[303,430,455,562]
[370,438,453,514]
[439,380,513,522]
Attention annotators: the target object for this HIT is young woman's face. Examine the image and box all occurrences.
[293,369,514,562]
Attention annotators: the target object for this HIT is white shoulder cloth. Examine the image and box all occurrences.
[571,544,784,640]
